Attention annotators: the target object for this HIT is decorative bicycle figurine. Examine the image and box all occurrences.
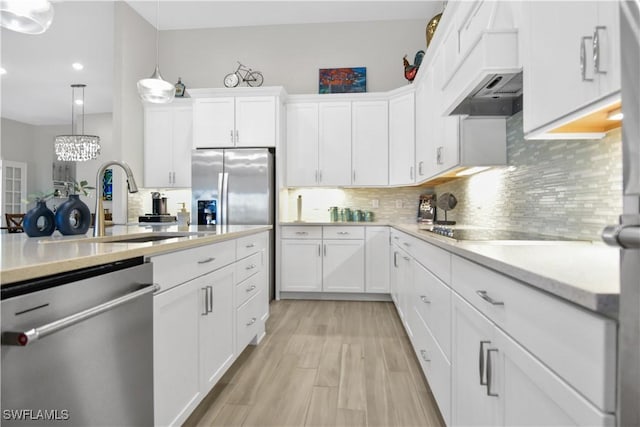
[223,61,264,87]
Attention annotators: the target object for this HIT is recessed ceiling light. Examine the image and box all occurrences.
[72,62,84,71]
[0,67,6,75]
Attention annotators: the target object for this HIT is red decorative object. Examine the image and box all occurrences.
[403,50,425,83]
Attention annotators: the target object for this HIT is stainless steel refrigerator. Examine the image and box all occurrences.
[602,2,640,425]
[192,148,275,298]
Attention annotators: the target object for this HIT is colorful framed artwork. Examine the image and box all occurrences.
[319,67,366,94]
[102,168,112,201]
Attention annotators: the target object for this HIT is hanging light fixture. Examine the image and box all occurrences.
[54,84,101,162]
[0,0,54,35]
[137,0,175,103]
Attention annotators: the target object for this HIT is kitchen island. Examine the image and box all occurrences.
[0,224,271,285]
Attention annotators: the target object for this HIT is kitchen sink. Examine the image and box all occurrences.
[39,232,204,244]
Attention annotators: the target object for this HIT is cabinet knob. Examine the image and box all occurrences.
[420,295,430,304]
[246,317,257,327]
[246,284,257,292]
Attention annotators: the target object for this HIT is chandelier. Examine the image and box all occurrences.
[55,84,101,162]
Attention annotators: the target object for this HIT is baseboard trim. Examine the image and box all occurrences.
[279,291,392,302]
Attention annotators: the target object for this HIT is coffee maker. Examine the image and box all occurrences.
[138,192,177,223]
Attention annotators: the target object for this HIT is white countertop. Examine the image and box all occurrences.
[1,224,271,285]
[392,224,620,317]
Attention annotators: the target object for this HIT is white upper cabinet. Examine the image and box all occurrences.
[522,1,621,139]
[193,95,276,148]
[352,100,389,186]
[286,103,319,187]
[144,102,192,188]
[388,90,415,186]
[318,102,352,186]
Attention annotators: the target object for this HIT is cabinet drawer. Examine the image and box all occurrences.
[236,252,262,284]
[411,310,451,426]
[236,231,268,260]
[322,226,365,239]
[281,226,322,239]
[451,255,616,412]
[236,268,265,308]
[236,291,262,352]
[413,261,452,359]
[151,240,236,293]
[408,236,451,284]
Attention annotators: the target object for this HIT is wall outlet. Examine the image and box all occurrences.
[395,200,403,208]
[371,199,379,209]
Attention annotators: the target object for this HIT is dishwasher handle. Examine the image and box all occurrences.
[2,283,158,347]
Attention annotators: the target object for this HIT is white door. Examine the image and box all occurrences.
[451,294,500,426]
[389,92,415,185]
[144,107,173,187]
[235,96,276,147]
[319,102,352,186]
[352,100,388,186]
[322,239,365,292]
[154,281,201,427]
[365,227,390,293]
[522,2,599,134]
[281,239,322,291]
[172,106,193,187]
[199,265,235,392]
[1,160,27,227]
[286,103,319,187]
[496,328,614,427]
[193,98,235,148]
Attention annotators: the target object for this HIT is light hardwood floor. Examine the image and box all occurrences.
[184,300,446,427]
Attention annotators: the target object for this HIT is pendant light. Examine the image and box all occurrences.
[0,0,54,35]
[54,84,101,162]
[137,0,175,103]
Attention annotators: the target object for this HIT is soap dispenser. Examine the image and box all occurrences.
[177,202,190,229]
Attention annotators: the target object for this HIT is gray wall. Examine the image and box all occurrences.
[158,20,427,94]
[434,112,623,241]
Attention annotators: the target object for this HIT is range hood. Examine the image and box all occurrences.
[442,3,522,117]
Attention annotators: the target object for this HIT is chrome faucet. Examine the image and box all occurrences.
[94,161,139,237]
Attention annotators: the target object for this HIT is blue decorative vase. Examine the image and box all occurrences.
[23,200,56,237]
[55,194,91,235]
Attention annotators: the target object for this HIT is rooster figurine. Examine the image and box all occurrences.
[403,50,425,83]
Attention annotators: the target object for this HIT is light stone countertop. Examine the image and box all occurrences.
[279,221,620,317]
[279,221,389,226]
[1,224,271,286]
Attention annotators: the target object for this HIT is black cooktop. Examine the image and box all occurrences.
[423,227,575,241]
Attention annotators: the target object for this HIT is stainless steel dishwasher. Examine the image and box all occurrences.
[1,258,155,426]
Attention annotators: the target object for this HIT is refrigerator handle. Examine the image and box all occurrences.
[222,172,229,226]
[217,172,224,225]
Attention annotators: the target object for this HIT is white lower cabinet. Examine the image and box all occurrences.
[280,238,322,292]
[322,239,365,292]
[199,265,235,392]
[154,276,202,427]
[452,293,615,426]
[152,232,270,427]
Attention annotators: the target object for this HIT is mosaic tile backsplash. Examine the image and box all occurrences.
[433,112,622,241]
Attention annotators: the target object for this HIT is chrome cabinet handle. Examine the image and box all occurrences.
[323,244,327,256]
[202,288,209,315]
[319,170,323,183]
[486,348,499,397]
[353,170,356,182]
[208,286,213,314]
[410,166,414,180]
[2,284,158,346]
[245,264,257,270]
[418,161,424,176]
[393,236,399,240]
[230,130,234,144]
[593,26,607,74]
[245,243,255,248]
[393,251,398,268]
[476,290,504,306]
[295,231,308,235]
[402,256,410,261]
[318,244,321,257]
[420,295,430,304]
[315,170,319,183]
[479,340,490,386]
[403,242,410,247]
[420,349,431,362]
[246,284,257,293]
[198,257,215,264]
[337,231,350,235]
[246,317,257,327]
[437,147,444,165]
[580,36,595,82]
[172,171,176,184]
[235,129,239,144]
[168,171,172,184]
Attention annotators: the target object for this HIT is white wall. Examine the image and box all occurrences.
[158,19,427,94]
